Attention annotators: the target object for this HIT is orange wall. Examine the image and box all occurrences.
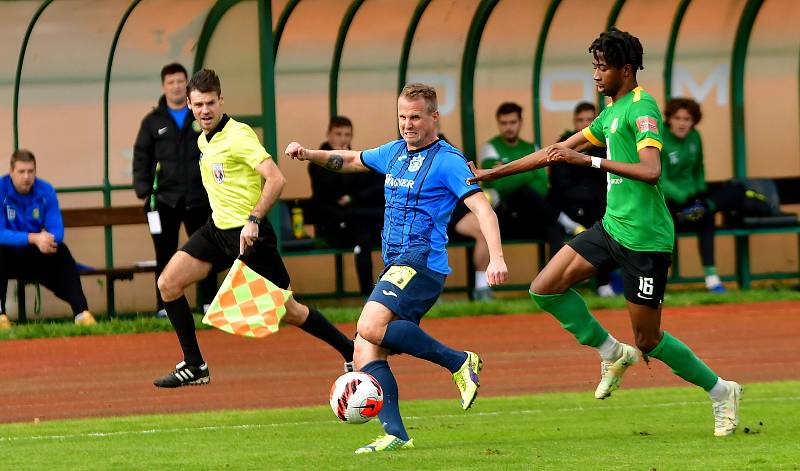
[1,0,797,317]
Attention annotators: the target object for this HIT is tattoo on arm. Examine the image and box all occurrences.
[325,154,344,171]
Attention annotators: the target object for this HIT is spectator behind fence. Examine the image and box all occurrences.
[133,63,216,317]
[0,150,97,329]
[551,102,615,296]
[660,97,770,293]
[308,116,384,296]
[480,102,585,259]
[438,130,495,301]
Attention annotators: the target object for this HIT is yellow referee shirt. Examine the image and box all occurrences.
[197,115,270,229]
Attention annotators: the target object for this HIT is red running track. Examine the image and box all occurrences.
[0,301,797,424]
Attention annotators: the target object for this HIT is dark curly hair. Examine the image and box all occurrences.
[664,98,702,127]
[589,27,644,72]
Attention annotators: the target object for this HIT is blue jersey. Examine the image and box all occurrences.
[361,139,480,274]
[0,175,64,248]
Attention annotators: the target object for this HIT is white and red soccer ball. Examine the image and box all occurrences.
[329,372,384,424]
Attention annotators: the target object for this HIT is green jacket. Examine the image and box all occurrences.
[480,135,548,199]
[660,128,706,204]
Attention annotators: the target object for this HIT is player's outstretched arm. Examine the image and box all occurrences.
[285,142,368,173]
[463,191,508,286]
[546,144,661,185]
[467,130,590,184]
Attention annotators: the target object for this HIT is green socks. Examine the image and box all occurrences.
[530,291,719,392]
[530,289,609,347]
[647,331,718,391]
[703,265,718,277]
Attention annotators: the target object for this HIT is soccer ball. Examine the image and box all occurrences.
[329,372,383,424]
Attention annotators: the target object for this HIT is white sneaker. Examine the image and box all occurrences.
[597,284,615,297]
[713,381,743,436]
[595,343,638,399]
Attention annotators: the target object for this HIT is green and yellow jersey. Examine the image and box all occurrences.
[660,128,706,204]
[197,115,270,229]
[480,135,548,199]
[582,86,674,252]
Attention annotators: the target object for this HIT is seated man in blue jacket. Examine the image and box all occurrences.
[0,150,96,328]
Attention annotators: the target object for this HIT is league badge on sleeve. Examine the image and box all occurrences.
[212,163,225,183]
[636,116,659,133]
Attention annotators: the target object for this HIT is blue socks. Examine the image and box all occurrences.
[380,319,467,373]
[361,360,408,441]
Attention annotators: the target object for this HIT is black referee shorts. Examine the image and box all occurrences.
[568,221,671,308]
[181,218,291,289]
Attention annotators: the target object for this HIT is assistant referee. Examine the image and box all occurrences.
[153,69,354,388]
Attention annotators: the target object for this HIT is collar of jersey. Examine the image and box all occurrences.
[607,86,644,107]
[204,114,230,142]
[406,138,441,155]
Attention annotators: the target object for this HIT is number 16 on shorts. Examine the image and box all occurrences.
[638,276,654,297]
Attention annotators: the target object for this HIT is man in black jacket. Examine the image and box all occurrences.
[133,63,215,316]
[549,102,615,296]
[308,116,384,296]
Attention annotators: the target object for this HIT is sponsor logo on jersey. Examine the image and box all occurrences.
[610,117,619,134]
[636,116,659,133]
[212,163,225,183]
[385,174,414,189]
[158,127,168,136]
[32,208,40,219]
[408,155,425,172]
[6,207,15,221]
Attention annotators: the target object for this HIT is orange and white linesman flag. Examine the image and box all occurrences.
[202,259,292,338]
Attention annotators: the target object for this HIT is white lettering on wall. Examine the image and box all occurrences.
[672,64,729,105]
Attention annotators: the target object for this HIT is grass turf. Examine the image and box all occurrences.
[0,381,797,470]
[1,287,799,341]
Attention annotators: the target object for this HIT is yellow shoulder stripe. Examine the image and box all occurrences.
[632,86,643,102]
[582,127,605,147]
[637,137,662,151]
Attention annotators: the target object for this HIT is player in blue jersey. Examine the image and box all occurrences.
[286,83,508,454]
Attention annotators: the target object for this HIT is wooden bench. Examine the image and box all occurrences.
[279,199,546,298]
[285,176,800,297]
[15,205,156,322]
[670,176,800,288]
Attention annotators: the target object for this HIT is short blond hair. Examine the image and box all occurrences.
[400,83,438,114]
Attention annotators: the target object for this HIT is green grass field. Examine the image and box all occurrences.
[1,381,797,470]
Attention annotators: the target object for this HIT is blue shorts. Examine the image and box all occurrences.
[367,264,446,324]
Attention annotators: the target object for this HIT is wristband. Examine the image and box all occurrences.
[590,156,602,169]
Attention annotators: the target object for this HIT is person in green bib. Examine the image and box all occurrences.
[469,28,741,437]
[479,102,584,258]
[661,97,770,293]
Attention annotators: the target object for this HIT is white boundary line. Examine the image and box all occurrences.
[1,395,797,443]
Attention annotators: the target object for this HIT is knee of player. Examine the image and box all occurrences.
[634,330,662,354]
[281,299,307,326]
[530,274,562,295]
[355,320,384,345]
[157,274,181,302]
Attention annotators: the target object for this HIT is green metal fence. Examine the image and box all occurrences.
[2,0,798,313]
